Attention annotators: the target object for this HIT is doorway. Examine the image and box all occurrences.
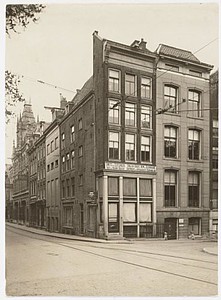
[164,218,177,240]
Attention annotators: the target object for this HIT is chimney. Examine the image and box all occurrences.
[93,30,98,36]
[139,38,147,50]
[60,93,67,109]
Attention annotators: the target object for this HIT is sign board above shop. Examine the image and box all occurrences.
[105,162,156,173]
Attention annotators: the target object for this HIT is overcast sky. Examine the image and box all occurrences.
[4,1,219,164]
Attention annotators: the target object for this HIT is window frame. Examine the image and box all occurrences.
[125,73,137,97]
[164,170,177,207]
[188,89,202,118]
[108,69,121,93]
[164,85,178,113]
[108,131,120,160]
[108,99,120,125]
[188,129,201,160]
[125,102,136,127]
[141,135,151,163]
[188,171,200,207]
[141,77,152,99]
[164,125,178,159]
[141,105,152,129]
[125,133,136,162]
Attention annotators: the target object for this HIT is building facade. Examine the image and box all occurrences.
[155,44,213,239]
[93,32,157,239]
[209,70,218,235]
[12,103,37,225]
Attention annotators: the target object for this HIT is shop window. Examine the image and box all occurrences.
[188,218,200,235]
[108,203,119,232]
[123,203,136,222]
[123,178,136,196]
[108,177,119,196]
[139,179,152,197]
[139,203,152,222]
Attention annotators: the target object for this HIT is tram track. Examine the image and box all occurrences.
[6,226,218,287]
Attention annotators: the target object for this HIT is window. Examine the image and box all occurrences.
[71,150,75,168]
[51,162,54,170]
[123,203,136,222]
[71,125,75,143]
[64,207,72,227]
[65,153,69,170]
[164,126,177,158]
[189,70,202,77]
[109,69,120,93]
[62,156,65,173]
[109,132,120,160]
[141,77,151,99]
[78,146,83,157]
[61,133,65,149]
[51,140,54,152]
[164,170,177,207]
[141,106,152,129]
[165,64,179,72]
[71,177,75,196]
[188,129,200,160]
[66,179,70,197]
[139,203,152,222]
[212,152,218,169]
[141,136,151,162]
[47,164,50,172]
[123,178,136,196]
[125,103,136,127]
[188,90,201,117]
[108,177,119,196]
[78,118,82,130]
[79,175,83,186]
[125,134,136,161]
[139,179,152,198]
[189,218,201,235]
[55,160,58,168]
[188,172,200,207]
[108,99,120,124]
[125,74,137,96]
[62,180,65,198]
[47,144,50,155]
[164,85,178,113]
[55,137,58,149]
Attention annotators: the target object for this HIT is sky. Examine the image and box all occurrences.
[3,1,219,164]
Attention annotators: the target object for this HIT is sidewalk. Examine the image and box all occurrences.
[202,245,218,256]
[6,222,131,244]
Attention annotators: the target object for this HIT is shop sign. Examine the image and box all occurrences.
[105,162,156,173]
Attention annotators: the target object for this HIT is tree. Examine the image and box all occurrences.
[5,4,45,122]
[6,4,45,35]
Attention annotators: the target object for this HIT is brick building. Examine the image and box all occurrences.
[155,44,213,239]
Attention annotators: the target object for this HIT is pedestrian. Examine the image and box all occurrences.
[164,231,168,240]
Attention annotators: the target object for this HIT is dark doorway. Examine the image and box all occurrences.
[164,218,177,240]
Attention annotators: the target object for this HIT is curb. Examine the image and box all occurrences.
[6,222,131,244]
[202,248,218,256]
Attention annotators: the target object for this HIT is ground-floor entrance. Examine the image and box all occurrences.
[164,218,177,240]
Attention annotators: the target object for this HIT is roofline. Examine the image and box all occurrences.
[157,53,213,70]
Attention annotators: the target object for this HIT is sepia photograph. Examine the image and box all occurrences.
[2,0,219,298]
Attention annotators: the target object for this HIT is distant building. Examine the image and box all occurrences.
[209,70,218,234]
[5,164,13,220]
[12,103,37,225]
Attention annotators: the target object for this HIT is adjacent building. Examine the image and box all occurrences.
[209,70,218,235]
[155,44,213,239]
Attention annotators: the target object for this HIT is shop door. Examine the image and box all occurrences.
[164,218,177,240]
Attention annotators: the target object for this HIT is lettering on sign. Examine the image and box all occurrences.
[105,162,156,173]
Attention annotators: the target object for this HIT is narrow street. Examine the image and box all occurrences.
[6,226,218,297]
